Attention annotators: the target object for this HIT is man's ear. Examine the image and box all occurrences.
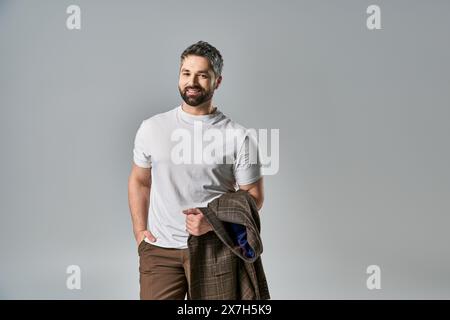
[214,75,223,89]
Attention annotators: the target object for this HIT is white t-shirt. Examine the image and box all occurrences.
[133,105,261,249]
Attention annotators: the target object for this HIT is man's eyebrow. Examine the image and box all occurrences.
[181,68,210,74]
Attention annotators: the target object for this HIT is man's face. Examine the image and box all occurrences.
[178,55,221,107]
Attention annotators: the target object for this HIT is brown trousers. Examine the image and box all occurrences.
[138,240,190,300]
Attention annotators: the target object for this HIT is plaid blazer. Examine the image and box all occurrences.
[187,190,270,300]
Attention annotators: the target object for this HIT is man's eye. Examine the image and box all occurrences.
[201,75,208,78]
[183,73,190,76]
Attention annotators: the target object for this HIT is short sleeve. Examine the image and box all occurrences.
[133,121,152,168]
[234,132,262,185]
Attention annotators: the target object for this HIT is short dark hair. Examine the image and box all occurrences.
[180,41,223,77]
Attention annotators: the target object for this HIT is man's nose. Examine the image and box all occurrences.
[188,75,199,86]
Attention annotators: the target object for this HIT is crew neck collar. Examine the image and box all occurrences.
[177,105,223,125]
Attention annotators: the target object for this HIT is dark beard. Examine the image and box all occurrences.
[179,86,214,107]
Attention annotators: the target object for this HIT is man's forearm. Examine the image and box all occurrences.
[252,196,263,211]
[128,182,150,237]
[241,189,263,211]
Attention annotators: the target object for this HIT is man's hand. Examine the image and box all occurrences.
[134,229,157,246]
[183,208,213,236]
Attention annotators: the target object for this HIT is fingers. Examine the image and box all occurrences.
[185,209,212,236]
[185,214,199,223]
[185,219,195,229]
[144,230,156,243]
[185,222,196,235]
[182,208,202,215]
[185,219,212,236]
[183,208,210,236]
[185,216,198,234]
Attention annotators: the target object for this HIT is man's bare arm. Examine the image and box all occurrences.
[128,163,156,244]
[238,177,264,211]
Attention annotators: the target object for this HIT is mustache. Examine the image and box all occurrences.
[185,87,203,91]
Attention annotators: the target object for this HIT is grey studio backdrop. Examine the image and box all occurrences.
[1,0,449,299]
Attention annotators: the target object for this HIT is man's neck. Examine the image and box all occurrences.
[181,101,216,116]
